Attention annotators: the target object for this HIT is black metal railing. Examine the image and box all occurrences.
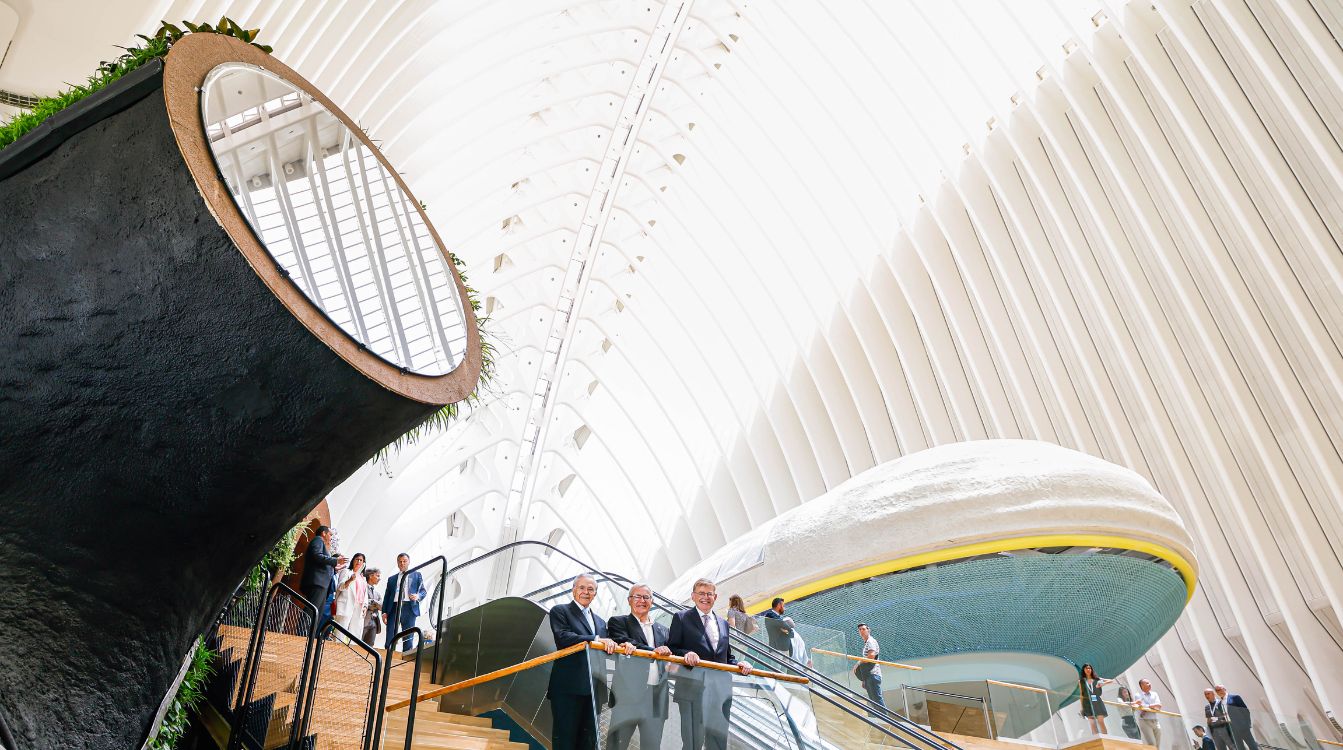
[229,583,319,750]
[297,619,383,750]
[370,627,424,750]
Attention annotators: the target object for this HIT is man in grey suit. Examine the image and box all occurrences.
[299,525,346,632]
[606,583,673,750]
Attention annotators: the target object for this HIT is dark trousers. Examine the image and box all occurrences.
[301,583,331,633]
[550,693,597,750]
[675,673,731,750]
[383,603,419,652]
[1211,725,1236,750]
[1230,724,1259,750]
[607,683,666,750]
[863,672,887,712]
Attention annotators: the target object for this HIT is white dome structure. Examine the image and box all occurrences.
[666,439,1196,607]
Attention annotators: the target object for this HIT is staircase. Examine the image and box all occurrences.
[380,661,529,750]
[214,625,525,750]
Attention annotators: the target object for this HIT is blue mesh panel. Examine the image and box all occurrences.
[784,553,1187,678]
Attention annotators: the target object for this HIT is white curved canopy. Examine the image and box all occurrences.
[6,0,1343,730]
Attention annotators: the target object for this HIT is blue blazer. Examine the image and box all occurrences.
[381,570,427,620]
[667,607,735,666]
[548,601,608,696]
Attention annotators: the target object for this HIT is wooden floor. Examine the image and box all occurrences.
[214,625,527,750]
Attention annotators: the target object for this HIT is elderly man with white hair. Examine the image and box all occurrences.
[547,574,618,750]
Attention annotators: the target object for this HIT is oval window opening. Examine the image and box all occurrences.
[200,62,467,376]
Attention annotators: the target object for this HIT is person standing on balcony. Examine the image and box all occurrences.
[668,578,753,750]
[1215,685,1258,750]
[1131,678,1164,749]
[854,623,886,711]
[381,553,426,652]
[725,594,757,636]
[762,597,793,653]
[548,574,617,750]
[299,525,346,633]
[606,583,672,750]
[1079,663,1113,735]
[1118,686,1142,739]
[332,552,367,637]
[361,567,382,645]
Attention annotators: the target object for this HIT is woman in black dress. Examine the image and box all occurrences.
[1080,663,1114,735]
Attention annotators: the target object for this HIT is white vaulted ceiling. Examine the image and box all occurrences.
[7,0,1343,729]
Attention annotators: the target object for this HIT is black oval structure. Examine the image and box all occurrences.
[0,34,479,749]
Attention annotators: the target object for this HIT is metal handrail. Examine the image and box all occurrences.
[297,619,384,750]
[422,541,960,750]
[391,556,448,683]
[371,627,423,750]
[576,570,955,750]
[229,583,319,750]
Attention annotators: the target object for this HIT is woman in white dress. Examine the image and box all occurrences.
[332,552,368,636]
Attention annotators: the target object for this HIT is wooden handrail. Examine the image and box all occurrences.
[385,641,589,712]
[987,679,1050,694]
[592,641,810,685]
[810,647,923,671]
[1101,699,1181,718]
[1315,740,1343,748]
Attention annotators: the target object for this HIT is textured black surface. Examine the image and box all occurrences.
[0,77,436,749]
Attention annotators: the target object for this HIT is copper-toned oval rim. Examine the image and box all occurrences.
[162,33,481,406]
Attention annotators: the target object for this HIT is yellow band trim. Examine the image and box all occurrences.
[745,534,1196,614]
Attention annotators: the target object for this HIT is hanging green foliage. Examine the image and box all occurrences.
[244,519,308,591]
[145,639,215,750]
[0,18,271,151]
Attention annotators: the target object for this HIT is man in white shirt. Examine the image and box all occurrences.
[667,579,752,750]
[1131,678,1164,749]
[854,623,887,712]
[606,584,673,750]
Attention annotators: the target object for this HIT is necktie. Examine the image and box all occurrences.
[582,607,595,634]
[703,613,718,650]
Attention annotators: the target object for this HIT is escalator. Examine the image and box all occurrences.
[383,541,964,750]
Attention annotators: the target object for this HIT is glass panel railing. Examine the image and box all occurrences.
[586,641,818,750]
[897,684,994,740]
[986,679,1057,744]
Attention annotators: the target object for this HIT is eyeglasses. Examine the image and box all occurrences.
[630,594,653,601]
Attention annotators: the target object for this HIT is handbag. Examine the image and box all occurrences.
[855,660,874,681]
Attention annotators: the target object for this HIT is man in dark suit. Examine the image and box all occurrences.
[1204,688,1234,750]
[299,525,346,632]
[667,578,753,750]
[380,553,426,652]
[606,583,672,750]
[548,574,618,750]
[761,597,792,652]
[1215,685,1258,750]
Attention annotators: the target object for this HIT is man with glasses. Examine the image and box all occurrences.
[548,574,618,750]
[606,584,673,750]
[668,578,753,750]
